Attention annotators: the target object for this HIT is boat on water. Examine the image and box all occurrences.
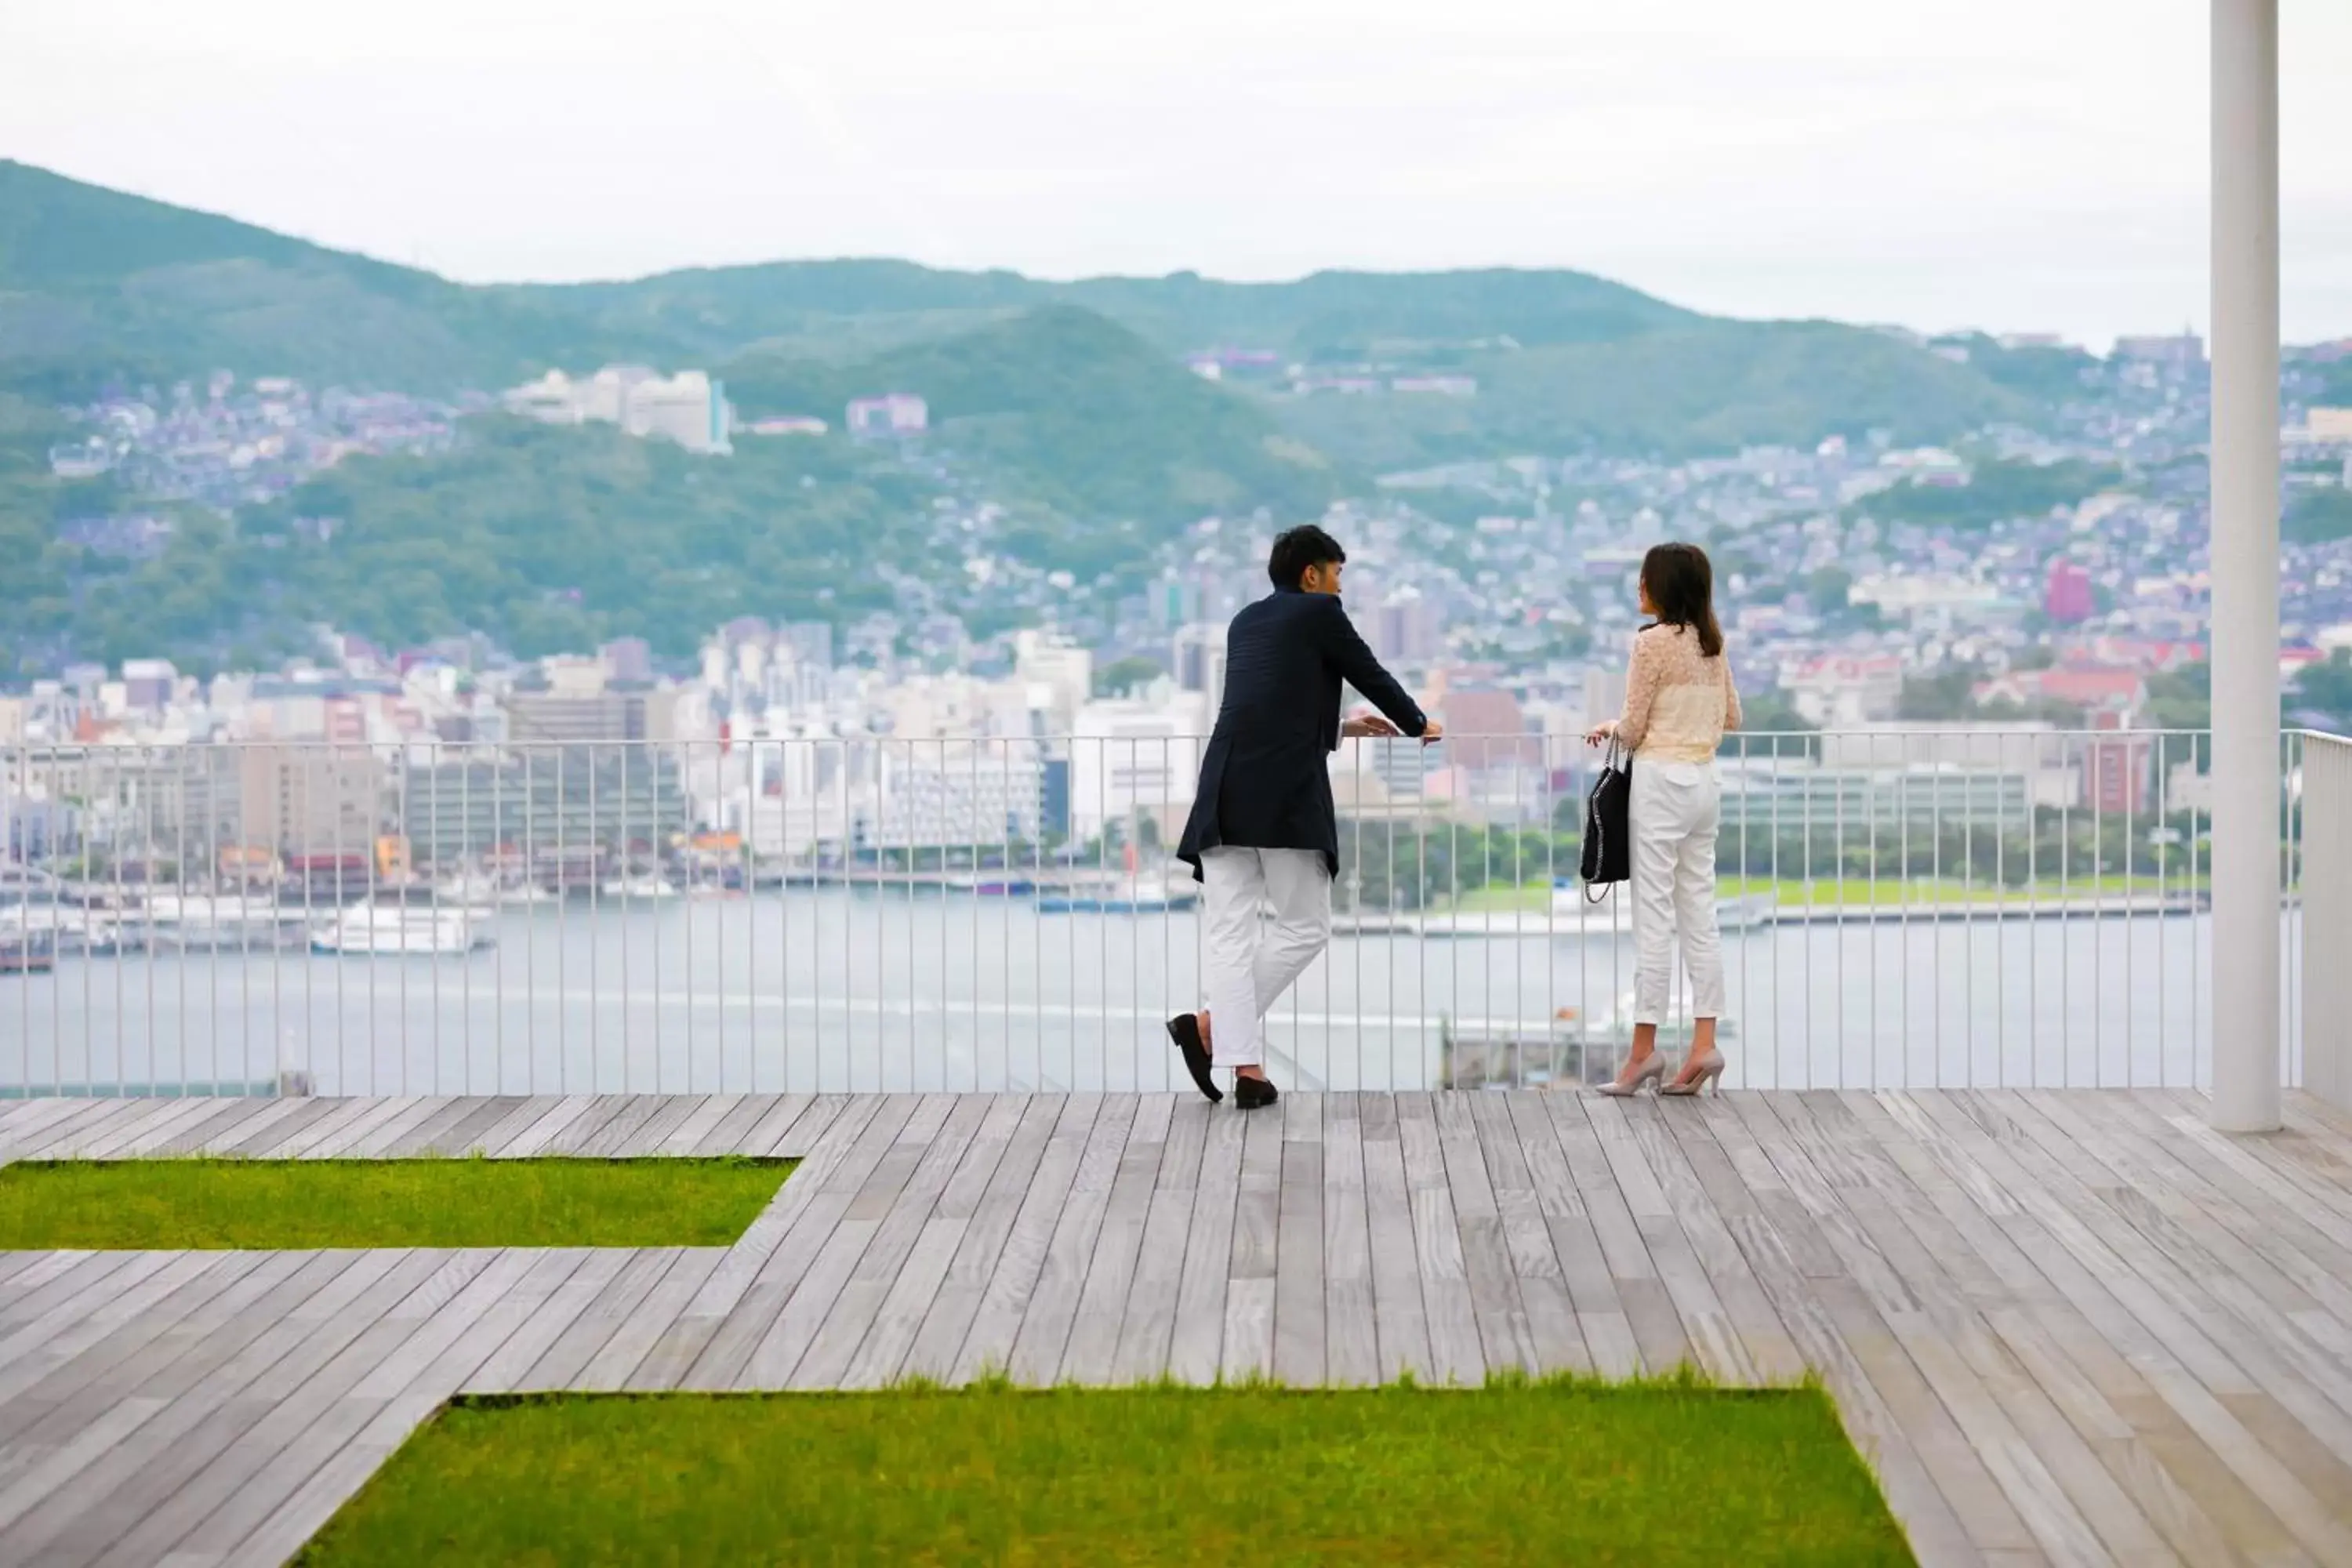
[942,873,1038,896]
[429,873,505,914]
[1037,874,1198,914]
[0,930,56,975]
[0,898,136,956]
[497,882,564,907]
[310,906,488,956]
[136,891,307,952]
[599,875,683,901]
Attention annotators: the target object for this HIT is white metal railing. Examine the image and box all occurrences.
[0,728,2319,1098]
[2299,730,2352,1112]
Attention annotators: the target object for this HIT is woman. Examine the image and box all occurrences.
[1584,542,1740,1096]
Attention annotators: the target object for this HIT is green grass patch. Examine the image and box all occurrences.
[297,1378,1912,1566]
[1717,873,2202,908]
[0,1156,792,1249]
[1443,873,2202,913]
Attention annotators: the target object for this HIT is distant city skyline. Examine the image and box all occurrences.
[5,0,2350,349]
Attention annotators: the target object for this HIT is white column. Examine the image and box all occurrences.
[2209,0,2281,1131]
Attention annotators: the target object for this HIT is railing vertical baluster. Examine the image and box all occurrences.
[1768,731,1781,1089]
[66,746,80,1096]
[2092,737,2106,1088]
[1959,742,1973,1087]
[2125,731,2138,1091]
[1865,733,1879,1090]
[1542,735,1555,1091]
[1994,735,2006,1090]
[2286,730,2303,1089]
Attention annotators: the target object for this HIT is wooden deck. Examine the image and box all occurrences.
[2,1087,2350,1566]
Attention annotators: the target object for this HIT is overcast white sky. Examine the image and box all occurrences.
[4,0,2347,347]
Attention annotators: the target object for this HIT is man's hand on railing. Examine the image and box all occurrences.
[1419,719,1443,747]
[1341,713,1402,740]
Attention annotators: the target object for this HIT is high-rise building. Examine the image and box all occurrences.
[2045,561,2096,625]
[1437,688,1537,771]
[1369,589,1443,666]
[238,745,383,856]
[784,622,836,674]
[504,690,679,746]
[1172,623,1228,710]
[601,638,653,685]
[401,750,689,866]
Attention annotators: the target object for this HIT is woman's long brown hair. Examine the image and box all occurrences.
[1641,542,1723,659]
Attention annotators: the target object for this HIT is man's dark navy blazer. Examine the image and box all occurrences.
[1175,586,1428,883]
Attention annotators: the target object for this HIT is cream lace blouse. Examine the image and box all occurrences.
[1616,623,1740,764]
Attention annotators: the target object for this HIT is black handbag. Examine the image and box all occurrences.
[1579,739,1632,898]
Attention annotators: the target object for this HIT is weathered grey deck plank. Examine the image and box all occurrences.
[662,1095,896,1388]
[782,1096,979,1391]
[1167,1095,1246,1384]
[838,1096,1029,1389]
[656,1093,743,1156]
[1737,1091,2045,1564]
[1054,1092,1169,1386]
[951,1094,1103,1384]
[1004,1094,1134,1386]
[24,1247,437,1568]
[134,1251,516,1565]
[731,1096,927,1388]
[1357,1090,1433,1381]
[1316,1094,1383,1389]
[1109,1096,1207,1384]
[689,1093,782,1156]
[0,1250,365,1563]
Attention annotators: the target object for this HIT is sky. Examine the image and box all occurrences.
[4,0,2349,348]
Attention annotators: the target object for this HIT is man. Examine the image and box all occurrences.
[1170,525,1440,1109]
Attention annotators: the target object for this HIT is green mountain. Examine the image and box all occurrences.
[721,305,1344,523]
[1264,320,2027,470]
[3,159,2036,461]
[0,159,666,397]
[539,260,1695,363]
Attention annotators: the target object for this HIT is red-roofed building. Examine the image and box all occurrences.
[2281,645,2327,681]
[2063,637,2206,673]
[1973,665,2147,717]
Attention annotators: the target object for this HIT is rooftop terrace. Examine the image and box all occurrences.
[3,1085,2350,1565]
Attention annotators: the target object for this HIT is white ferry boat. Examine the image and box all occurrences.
[310,906,487,956]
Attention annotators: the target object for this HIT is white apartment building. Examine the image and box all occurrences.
[1069,692,1211,843]
[1786,654,1906,727]
[622,372,731,454]
[846,394,928,437]
[503,365,731,454]
[1014,631,1092,736]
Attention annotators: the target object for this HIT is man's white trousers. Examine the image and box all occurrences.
[1200,847,1331,1068]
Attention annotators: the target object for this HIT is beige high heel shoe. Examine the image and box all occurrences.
[1659,1049,1725,1096]
[1594,1053,1667,1097]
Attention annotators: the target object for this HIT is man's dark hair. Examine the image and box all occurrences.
[1268,524,1345,590]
